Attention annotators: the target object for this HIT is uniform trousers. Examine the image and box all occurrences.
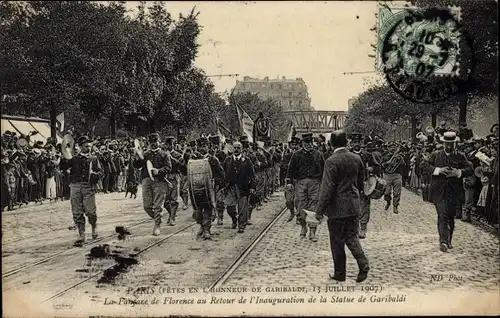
[383,173,402,208]
[179,175,189,206]
[164,176,179,221]
[359,193,371,232]
[70,182,97,234]
[295,178,320,224]
[142,178,168,226]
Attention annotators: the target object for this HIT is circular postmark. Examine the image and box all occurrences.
[380,8,474,104]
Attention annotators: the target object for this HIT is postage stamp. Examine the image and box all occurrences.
[377,6,474,104]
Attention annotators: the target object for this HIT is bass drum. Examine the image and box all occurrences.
[187,159,216,209]
[363,176,387,200]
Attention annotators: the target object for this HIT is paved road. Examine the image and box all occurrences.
[223,188,500,293]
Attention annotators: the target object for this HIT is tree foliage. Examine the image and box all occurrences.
[0,1,222,138]
[345,84,459,139]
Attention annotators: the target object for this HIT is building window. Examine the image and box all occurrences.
[288,92,292,97]
[289,100,292,107]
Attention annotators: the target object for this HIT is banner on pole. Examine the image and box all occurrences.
[236,105,254,143]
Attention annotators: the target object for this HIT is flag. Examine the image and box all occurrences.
[236,105,254,143]
[286,123,296,142]
[56,112,65,132]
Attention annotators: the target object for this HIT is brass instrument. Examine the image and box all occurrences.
[385,148,404,174]
[425,126,435,136]
[61,134,75,160]
[16,138,28,148]
[416,132,428,142]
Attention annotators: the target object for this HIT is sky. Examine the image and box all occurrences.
[123,1,388,111]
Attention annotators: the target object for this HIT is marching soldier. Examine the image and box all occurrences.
[282,137,298,222]
[381,143,406,214]
[178,145,191,210]
[191,137,225,240]
[60,136,104,246]
[134,133,172,236]
[223,138,256,233]
[164,136,182,226]
[286,132,325,241]
[209,135,227,225]
[350,133,381,239]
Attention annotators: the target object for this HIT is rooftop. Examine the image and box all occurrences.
[240,76,305,83]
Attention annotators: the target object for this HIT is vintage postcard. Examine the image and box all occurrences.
[1,1,498,317]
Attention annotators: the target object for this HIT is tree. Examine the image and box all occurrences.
[345,84,459,140]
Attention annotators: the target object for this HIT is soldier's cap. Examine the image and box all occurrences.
[318,134,326,141]
[77,136,92,146]
[148,133,160,142]
[197,137,209,146]
[209,135,220,144]
[301,132,313,141]
[348,133,363,141]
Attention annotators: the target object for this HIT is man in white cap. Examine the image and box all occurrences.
[420,131,473,252]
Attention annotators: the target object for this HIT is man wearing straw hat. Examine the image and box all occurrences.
[420,131,473,252]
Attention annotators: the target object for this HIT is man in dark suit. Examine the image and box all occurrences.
[420,131,473,252]
[316,130,370,283]
[223,140,256,233]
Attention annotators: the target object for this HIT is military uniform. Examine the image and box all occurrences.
[350,134,381,239]
[286,133,325,241]
[282,138,298,221]
[134,133,172,236]
[60,136,104,246]
[209,135,227,225]
[191,137,225,240]
[163,136,182,226]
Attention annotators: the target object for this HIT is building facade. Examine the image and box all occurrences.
[232,76,313,111]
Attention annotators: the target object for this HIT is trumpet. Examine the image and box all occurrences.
[416,132,428,142]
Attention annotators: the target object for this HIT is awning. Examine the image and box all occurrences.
[1,115,63,144]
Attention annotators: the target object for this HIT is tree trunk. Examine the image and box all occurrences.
[457,91,468,126]
[50,105,57,141]
[411,116,417,142]
[431,113,437,128]
[110,115,117,139]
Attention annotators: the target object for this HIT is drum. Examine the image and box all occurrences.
[363,176,386,200]
[187,159,216,209]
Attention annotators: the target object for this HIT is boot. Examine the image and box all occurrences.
[196,226,204,239]
[299,222,308,238]
[74,231,86,247]
[393,206,399,214]
[203,231,211,240]
[153,221,161,236]
[287,214,294,222]
[247,209,253,225]
[168,215,176,226]
[359,229,366,239]
[91,224,98,240]
[384,200,391,211]
[309,227,318,242]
